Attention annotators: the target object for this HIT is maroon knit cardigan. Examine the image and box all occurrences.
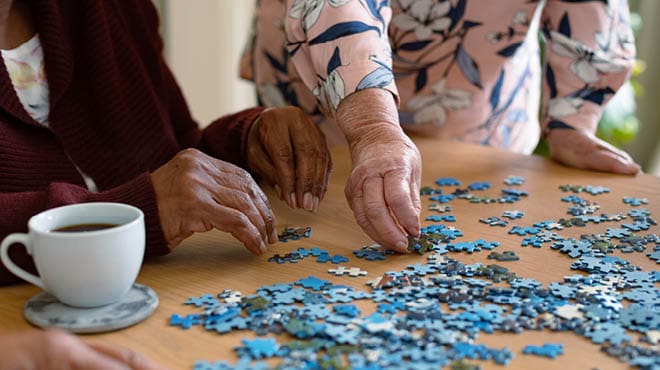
[0,0,263,285]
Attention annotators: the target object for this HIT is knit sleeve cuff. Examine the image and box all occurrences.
[86,173,169,257]
[202,107,265,170]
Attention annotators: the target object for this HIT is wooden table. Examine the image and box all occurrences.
[1,139,658,370]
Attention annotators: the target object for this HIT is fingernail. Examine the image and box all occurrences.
[274,184,282,199]
[395,241,408,253]
[259,241,267,254]
[289,193,297,208]
[313,196,320,212]
[303,192,314,211]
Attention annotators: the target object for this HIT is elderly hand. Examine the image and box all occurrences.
[546,128,640,175]
[0,329,166,370]
[246,107,332,212]
[151,148,276,254]
[337,89,422,253]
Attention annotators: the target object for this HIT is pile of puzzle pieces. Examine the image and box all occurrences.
[170,176,659,370]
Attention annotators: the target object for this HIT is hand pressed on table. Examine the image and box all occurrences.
[246,106,332,212]
[337,89,422,253]
[151,148,276,255]
[546,128,640,175]
[0,329,166,370]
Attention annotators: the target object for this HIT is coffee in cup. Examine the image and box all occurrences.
[0,202,145,307]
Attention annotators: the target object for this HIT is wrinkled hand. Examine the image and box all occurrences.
[152,148,276,254]
[547,129,640,175]
[247,107,332,212]
[345,125,422,253]
[0,329,165,370]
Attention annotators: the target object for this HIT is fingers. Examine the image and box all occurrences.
[204,199,267,255]
[249,183,278,244]
[88,342,166,370]
[245,155,283,242]
[361,176,409,252]
[553,141,640,175]
[292,135,329,212]
[383,170,420,237]
[211,168,277,244]
[261,125,298,208]
[292,141,316,211]
[40,331,131,370]
[246,140,279,188]
[584,149,641,175]
[70,349,130,370]
[593,141,641,174]
[348,186,391,251]
[250,107,331,212]
[409,166,422,237]
[548,129,641,175]
[317,153,333,206]
[312,130,332,210]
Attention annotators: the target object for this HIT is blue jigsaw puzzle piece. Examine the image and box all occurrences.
[239,338,281,359]
[295,276,331,291]
[430,194,455,203]
[502,210,524,219]
[623,197,648,206]
[509,226,540,235]
[521,236,544,248]
[468,181,492,191]
[426,214,456,222]
[333,304,361,318]
[522,343,564,359]
[584,186,610,195]
[170,314,203,329]
[504,176,525,186]
[186,294,220,308]
[584,323,631,345]
[435,177,461,186]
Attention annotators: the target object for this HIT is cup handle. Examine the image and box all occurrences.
[1,233,46,290]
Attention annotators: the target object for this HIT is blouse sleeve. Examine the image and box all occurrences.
[284,0,399,118]
[540,0,636,136]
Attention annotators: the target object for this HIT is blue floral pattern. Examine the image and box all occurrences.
[242,0,635,154]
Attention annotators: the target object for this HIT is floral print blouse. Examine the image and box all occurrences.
[241,0,635,154]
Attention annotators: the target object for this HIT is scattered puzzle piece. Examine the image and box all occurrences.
[509,226,540,236]
[170,314,202,329]
[182,177,660,370]
[429,203,452,213]
[479,216,508,227]
[328,266,368,277]
[503,176,525,186]
[522,343,564,358]
[435,177,461,186]
[502,210,524,219]
[426,214,456,222]
[468,181,492,191]
[278,226,311,242]
[295,276,330,291]
[487,251,519,262]
[623,197,649,207]
[239,338,280,359]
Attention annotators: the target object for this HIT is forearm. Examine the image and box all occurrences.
[541,0,635,136]
[335,88,406,152]
[0,175,168,285]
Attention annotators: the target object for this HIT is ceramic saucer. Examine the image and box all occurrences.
[23,283,158,334]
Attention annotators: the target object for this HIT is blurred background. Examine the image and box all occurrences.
[153,0,660,176]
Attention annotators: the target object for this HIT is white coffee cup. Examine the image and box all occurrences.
[1,202,145,308]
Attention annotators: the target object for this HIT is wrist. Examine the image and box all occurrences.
[336,88,400,142]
